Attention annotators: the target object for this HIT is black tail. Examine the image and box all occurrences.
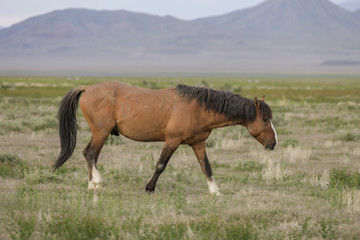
[54,86,85,170]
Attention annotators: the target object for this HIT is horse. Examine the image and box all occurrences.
[54,81,277,195]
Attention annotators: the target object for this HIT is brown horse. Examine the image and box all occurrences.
[54,81,277,195]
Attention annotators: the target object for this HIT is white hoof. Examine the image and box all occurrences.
[207,177,221,196]
[88,180,102,190]
[88,180,95,190]
[210,189,221,196]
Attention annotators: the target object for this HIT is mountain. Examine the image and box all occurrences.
[340,0,360,11]
[197,0,360,47]
[0,0,360,75]
[0,8,232,55]
[0,26,4,30]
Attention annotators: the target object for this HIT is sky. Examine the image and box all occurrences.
[0,0,349,27]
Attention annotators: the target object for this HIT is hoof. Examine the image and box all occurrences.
[210,190,222,196]
[88,181,102,191]
[145,185,155,193]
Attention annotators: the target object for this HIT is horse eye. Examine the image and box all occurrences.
[263,118,268,122]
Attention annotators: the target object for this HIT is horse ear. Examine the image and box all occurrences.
[262,95,266,101]
[254,97,260,109]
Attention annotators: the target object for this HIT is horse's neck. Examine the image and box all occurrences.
[207,112,243,129]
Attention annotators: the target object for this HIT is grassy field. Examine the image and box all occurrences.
[1,75,360,239]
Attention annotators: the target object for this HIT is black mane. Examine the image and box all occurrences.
[175,84,272,122]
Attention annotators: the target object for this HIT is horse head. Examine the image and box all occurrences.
[246,97,277,151]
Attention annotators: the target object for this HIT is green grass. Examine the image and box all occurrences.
[0,153,28,179]
[1,75,360,239]
[335,132,360,142]
[329,169,360,189]
[1,75,360,101]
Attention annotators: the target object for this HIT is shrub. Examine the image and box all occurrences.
[6,215,36,240]
[317,220,337,239]
[221,83,232,91]
[1,82,12,89]
[0,153,27,179]
[43,212,117,240]
[25,168,62,185]
[336,132,359,142]
[234,86,242,93]
[0,122,24,132]
[0,153,22,164]
[200,80,209,87]
[329,169,360,189]
[149,82,159,89]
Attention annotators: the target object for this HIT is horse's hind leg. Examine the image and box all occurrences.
[190,141,220,196]
[83,132,108,190]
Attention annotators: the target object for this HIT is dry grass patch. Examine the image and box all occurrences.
[283,146,312,164]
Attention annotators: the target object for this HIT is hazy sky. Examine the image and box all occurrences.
[0,0,348,27]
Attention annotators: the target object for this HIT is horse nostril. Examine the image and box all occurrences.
[265,143,274,151]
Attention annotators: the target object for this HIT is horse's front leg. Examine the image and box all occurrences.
[145,138,181,193]
[190,141,221,196]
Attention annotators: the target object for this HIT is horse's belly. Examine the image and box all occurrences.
[115,101,171,142]
[116,120,166,142]
[120,129,165,142]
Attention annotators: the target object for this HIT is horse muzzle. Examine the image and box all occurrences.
[265,141,276,151]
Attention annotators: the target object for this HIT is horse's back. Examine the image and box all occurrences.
[79,81,180,141]
[80,81,168,110]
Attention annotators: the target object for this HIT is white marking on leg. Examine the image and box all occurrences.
[92,167,103,184]
[207,177,221,196]
[89,166,103,190]
[157,163,164,171]
[270,120,278,146]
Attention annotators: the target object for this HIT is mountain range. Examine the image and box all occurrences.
[1,0,360,75]
[197,0,360,48]
[340,0,360,11]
